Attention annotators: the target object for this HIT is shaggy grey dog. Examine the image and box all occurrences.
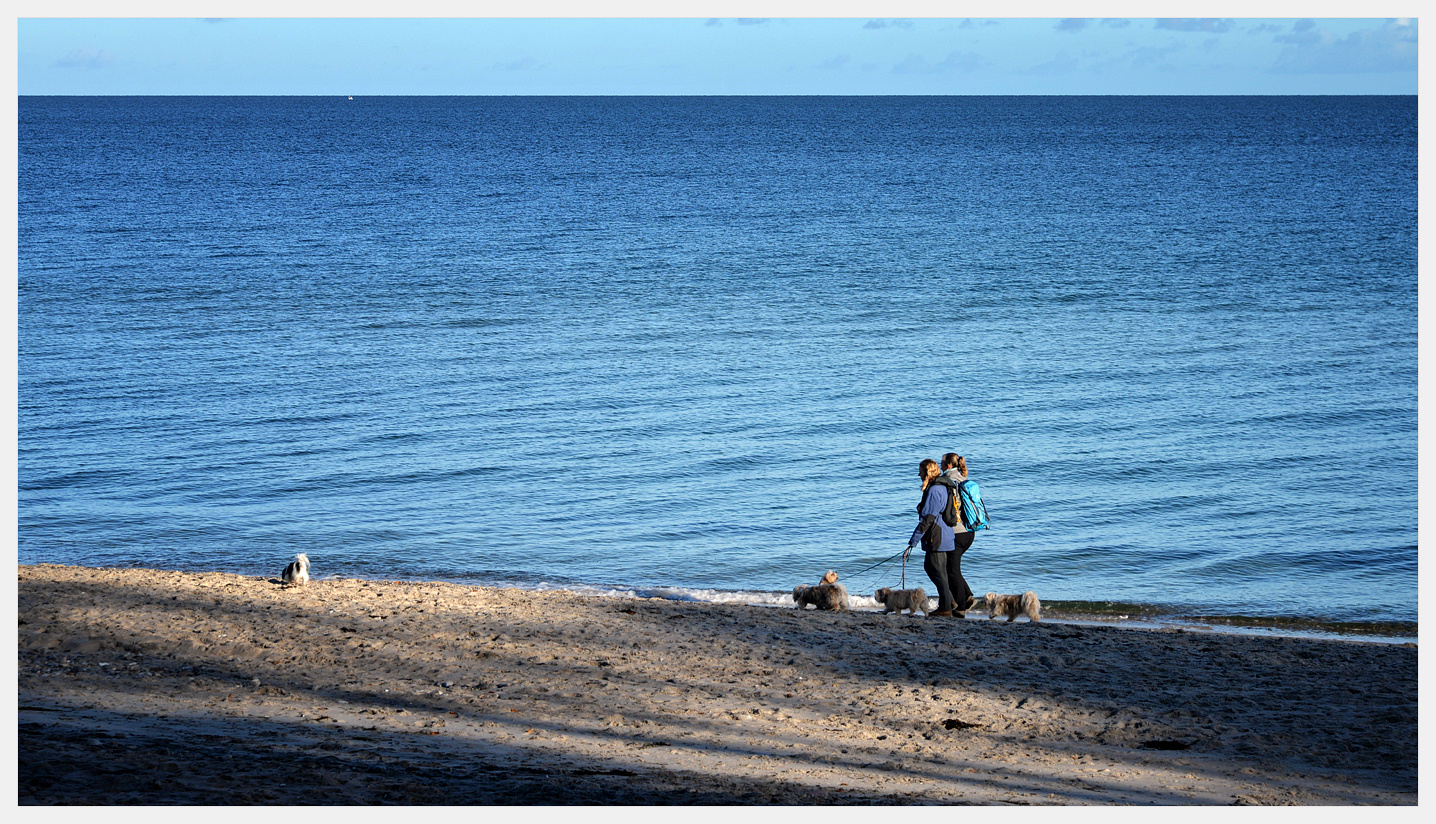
[793,582,849,611]
[281,553,310,585]
[984,590,1041,622]
[873,586,930,617]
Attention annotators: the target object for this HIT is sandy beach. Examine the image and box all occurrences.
[17,564,1417,805]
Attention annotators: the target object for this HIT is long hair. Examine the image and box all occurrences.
[918,458,940,492]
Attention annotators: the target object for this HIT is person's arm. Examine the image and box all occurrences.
[907,486,943,548]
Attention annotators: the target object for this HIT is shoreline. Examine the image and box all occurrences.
[18,563,1418,805]
[46,562,1415,644]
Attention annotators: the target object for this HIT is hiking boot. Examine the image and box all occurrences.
[961,596,978,611]
[929,609,954,618]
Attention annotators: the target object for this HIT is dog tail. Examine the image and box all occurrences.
[1021,590,1040,620]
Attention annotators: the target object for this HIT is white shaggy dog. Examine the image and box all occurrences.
[984,591,1041,622]
[873,586,930,617]
[281,553,310,585]
[793,583,849,611]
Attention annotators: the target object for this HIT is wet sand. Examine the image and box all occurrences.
[17,564,1417,805]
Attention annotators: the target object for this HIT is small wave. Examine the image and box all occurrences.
[19,468,131,491]
[1181,614,1417,638]
[252,411,360,427]
[518,585,1415,641]
[1041,600,1416,640]
[1045,599,1170,619]
[443,317,519,329]
[206,249,266,259]
[525,581,886,610]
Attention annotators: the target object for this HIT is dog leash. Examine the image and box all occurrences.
[846,548,931,601]
[845,549,906,580]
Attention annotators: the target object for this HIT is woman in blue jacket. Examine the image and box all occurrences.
[905,458,959,617]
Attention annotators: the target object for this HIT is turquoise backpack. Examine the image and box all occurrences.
[958,479,991,531]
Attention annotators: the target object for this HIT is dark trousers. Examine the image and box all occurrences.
[924,533,976,614]
[923,550,957,612]
[950,531,976,611]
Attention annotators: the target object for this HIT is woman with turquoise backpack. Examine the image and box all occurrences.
[940,453,989,616]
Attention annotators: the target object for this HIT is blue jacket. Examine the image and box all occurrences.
[908,483,955,552]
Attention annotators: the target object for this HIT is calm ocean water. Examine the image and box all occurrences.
[18,96,1417,635]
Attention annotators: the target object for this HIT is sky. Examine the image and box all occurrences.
[12,7,1422,95]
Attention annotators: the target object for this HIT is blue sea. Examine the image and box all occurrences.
[17,96,1418,638]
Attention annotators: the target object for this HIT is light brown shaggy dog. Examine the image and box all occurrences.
[793,583,849,611]
[873,586,930,617]
[984,591,1041,622]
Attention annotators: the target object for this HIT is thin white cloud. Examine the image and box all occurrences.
[1021,51,1082,76]
[1275,19,1322,46]
[864,19,914,30]
[55,48,114,70]
[820,55,850,70]
[1270,18,1417,74]
[492,57,541,72]
[893,54,930,74]
[893,51,987,75]
[1058,19,1128,33]
[1095,42,1186,73]
[1155,19,1235,34]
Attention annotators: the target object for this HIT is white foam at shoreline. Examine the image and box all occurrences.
[534,581,886,609]
[316,573,1416,645]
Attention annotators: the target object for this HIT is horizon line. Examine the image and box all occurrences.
[18,92,1418,97]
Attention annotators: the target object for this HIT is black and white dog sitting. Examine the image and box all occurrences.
[281,553,310,585]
